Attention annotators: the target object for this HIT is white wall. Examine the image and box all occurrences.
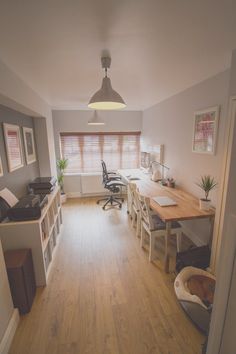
[53,110,142,196]
[142,70,230,245]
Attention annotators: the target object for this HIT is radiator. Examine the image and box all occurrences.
[80,173,106,195]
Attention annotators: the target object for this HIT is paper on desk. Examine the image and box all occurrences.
[0,188,18,207]
[153,196,177,207]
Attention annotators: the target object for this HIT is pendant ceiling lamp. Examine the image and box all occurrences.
[88,110,105,125]
[88,56,126,110]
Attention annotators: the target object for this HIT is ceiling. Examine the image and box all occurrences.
[0,0,235,111]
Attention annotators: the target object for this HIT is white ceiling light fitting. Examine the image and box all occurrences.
[88,56,126,110]
[88,110,105,125]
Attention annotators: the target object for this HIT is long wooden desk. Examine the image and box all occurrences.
[118,169,215,272]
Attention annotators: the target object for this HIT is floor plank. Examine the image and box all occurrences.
[9,198,205,354]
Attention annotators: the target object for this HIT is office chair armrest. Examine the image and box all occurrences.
[108,176,121,181]
[105,180,125,187]
[107,172,121,178]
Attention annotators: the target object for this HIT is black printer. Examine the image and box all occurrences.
[28,176,57,195]
[7,194,48,221]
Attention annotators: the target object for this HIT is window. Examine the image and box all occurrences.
[60,132,140,173]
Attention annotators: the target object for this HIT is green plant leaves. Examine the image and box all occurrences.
[56,158,68,194]
[196,175,217,200]
[56,158,68,171]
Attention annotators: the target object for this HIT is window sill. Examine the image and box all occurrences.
[64,172,102,177]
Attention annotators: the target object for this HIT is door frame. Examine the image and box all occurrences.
[210,96,236,273]
[207,96,236,353]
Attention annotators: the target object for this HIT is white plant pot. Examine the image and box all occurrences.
[199,198,211,210]
[61,193,67,204]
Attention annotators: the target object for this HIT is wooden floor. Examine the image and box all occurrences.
[9,198,205,354]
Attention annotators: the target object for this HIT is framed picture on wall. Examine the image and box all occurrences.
[0,155,3,176]
[3,123,24,172]
[192,106,219,154]
[23,127,36,164]
[151,144,164,164]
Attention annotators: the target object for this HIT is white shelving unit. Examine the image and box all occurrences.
[0,186,62,286]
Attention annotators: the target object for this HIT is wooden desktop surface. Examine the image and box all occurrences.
[118,169,215,222]
[118,169,215,272]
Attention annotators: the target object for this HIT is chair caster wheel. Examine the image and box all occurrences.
[96,201,99,204]
[119,205,122,209]
[122,199,124,202]
[102,206,105,210]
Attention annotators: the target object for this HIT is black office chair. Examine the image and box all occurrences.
[97,161,125,209]
[101,160,121,182]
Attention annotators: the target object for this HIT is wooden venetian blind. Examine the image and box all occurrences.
[60,132,141,173]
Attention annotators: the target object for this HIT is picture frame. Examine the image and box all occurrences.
[0,155,3,177]
[3,123,24,172]
[151,144,164,164]
[23,127,36,164]
[141,145,164,168]
[141,151,151,168]
[192,106,219,154]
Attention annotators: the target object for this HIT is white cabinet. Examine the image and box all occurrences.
[0,187,62,286]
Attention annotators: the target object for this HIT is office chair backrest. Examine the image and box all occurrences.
[101,160,109,183]
[101,160,106,172]
[101,160,107,174]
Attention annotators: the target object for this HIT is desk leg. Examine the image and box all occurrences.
[127,185,131,215]
[164,221,171,273]
[209,215,215,249]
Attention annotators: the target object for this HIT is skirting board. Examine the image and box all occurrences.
[66,192,105,198]
[67,192,108,198]
[67,192,127,199]
[66,192,81,198]
[0,309,20,354]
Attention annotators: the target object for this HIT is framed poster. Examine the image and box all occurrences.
[3,123,24,172]
[151,144,164,164]
[0,155,3,176]
[23,127,36,164]
[192,106,219,154]
[140,151,151,168]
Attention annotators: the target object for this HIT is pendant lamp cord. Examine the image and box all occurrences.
[105,67,108,77]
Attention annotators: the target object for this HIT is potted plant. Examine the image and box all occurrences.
[167,177,175,188]
[196,175,217,210]
[57,158,68,203]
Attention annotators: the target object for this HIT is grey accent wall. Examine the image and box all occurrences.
[0,104,39,198]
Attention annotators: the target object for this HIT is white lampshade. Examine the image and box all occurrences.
[88,56,126,110]
[88,111,105,125]
[88,77,126,110]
